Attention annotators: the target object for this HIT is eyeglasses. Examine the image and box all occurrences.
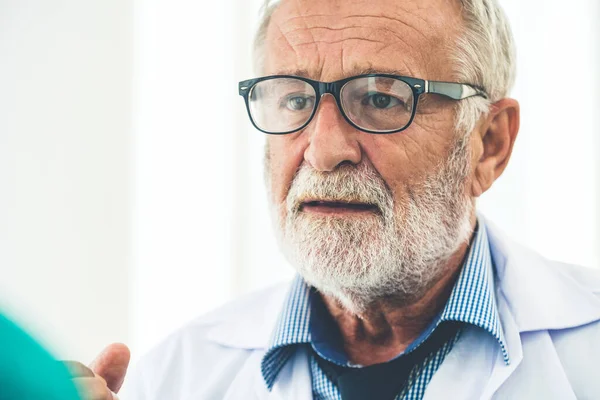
[238,74,487,135]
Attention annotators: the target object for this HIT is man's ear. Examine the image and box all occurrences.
[471,98,520,197]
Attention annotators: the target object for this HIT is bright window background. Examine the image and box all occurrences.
[0,0,598,367]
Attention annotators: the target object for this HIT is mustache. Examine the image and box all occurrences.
[286,163,394,215]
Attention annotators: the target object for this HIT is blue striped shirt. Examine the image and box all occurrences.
[261,221,509,399]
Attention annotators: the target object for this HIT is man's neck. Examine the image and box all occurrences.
[320,239,472,366]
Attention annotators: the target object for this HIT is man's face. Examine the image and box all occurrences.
[263,0,479,312]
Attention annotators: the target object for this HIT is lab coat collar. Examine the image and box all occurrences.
[205,282,287,349]
[484,216,600,333]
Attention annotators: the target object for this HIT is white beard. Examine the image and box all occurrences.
[268,135,475,315]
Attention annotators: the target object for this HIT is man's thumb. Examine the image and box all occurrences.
[89,343,131,393]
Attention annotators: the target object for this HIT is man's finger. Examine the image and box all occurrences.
[63,360,95,378]
[73,377,118,400]
[89,343,130,393]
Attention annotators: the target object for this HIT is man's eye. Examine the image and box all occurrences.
[285,96,313,111]
[362,93,403,109]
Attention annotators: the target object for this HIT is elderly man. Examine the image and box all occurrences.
[71,0,600,398]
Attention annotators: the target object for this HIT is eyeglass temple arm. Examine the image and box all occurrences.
[425,80,488,100]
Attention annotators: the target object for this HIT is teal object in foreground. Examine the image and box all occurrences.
[0,313,80,400]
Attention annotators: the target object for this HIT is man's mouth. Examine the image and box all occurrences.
[299,200,379,215]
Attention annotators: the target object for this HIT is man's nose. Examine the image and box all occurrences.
[304,96,362,172]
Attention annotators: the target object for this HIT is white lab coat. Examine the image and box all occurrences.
[122,219,600,399]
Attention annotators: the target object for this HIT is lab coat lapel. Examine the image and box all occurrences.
[222,351,264,400]
[478,218,600,398]
[422,310,522,400]
[223,347,311,400]
[213,285,312,400]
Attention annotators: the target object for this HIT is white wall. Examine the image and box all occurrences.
[131,0,239,356]
[0,0,132,361]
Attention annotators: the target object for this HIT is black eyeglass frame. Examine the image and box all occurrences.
[238,74,488,135]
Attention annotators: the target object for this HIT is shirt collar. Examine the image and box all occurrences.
[261,218,509,389]
[261,276,311,389]
[438,220,510,364]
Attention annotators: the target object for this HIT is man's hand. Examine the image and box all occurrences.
[65,343,130,400]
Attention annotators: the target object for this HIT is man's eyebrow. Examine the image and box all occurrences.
[269,67,414,79]
[271,69,312,78]
[355,67,414,77]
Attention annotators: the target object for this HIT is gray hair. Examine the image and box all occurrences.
[253,0,516,135]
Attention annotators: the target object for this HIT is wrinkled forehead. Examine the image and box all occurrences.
[263,0,464,81]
